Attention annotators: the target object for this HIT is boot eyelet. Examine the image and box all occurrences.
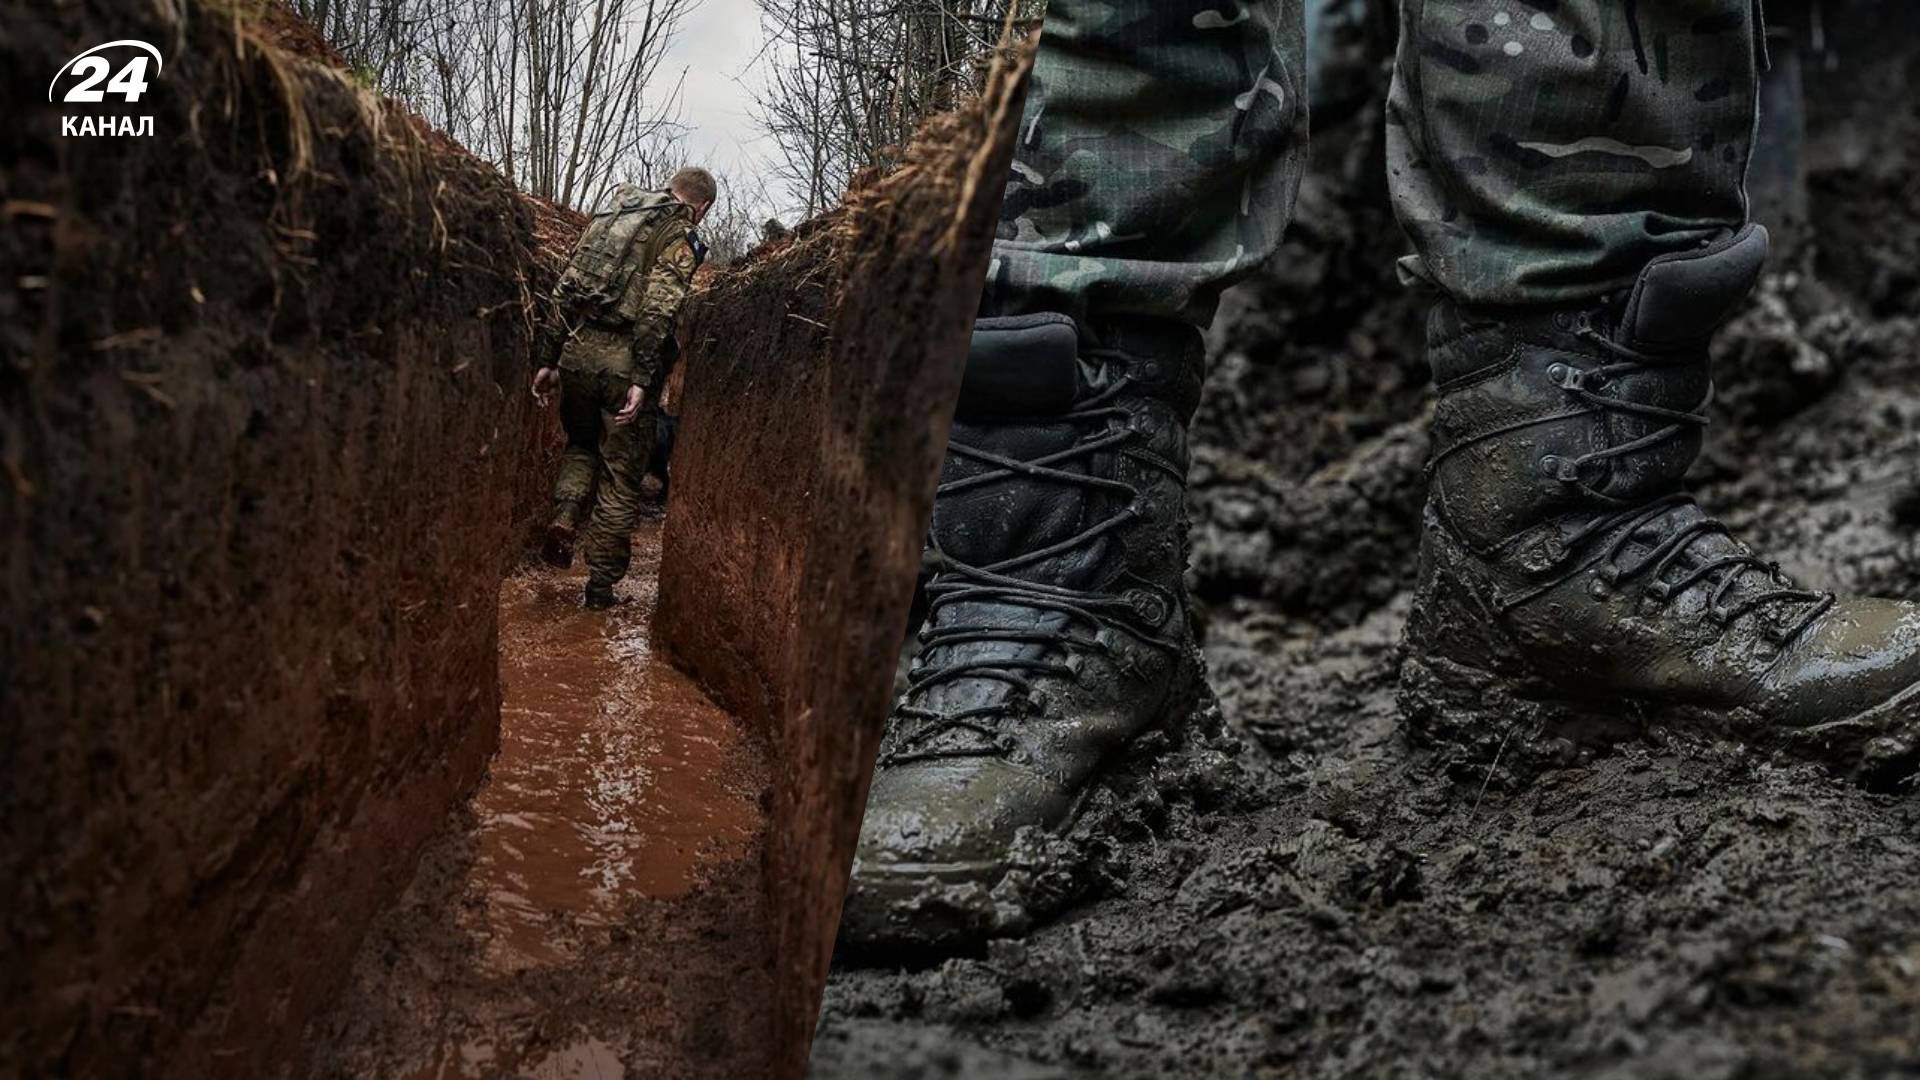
[1547,363,1589,391]
[1539,455,1580,482]
[1125,589,1170,627]
[1587,578,1611,600]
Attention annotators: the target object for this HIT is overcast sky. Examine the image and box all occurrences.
[663,0,779,216]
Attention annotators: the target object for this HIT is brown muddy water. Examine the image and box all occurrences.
[307,517,779,1079]
[482,545,758,969]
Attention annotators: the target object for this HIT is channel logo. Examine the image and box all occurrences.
[50,40,162,137]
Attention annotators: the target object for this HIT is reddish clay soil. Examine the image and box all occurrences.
[306,517,777,1078]
[3,2,549,1075]
[658,42,1031,1078]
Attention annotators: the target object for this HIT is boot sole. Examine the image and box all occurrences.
[1399,651,1920,788]
[840,637,1215,956]
[1784,680,1920,786]
[838,857,1042,956]
[541,524,575,570]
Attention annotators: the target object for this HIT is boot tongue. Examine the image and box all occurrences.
[917,419,1111,731]
[932,420,1109,587]
[1616,223,1769,351]
[939,313,1111,589]
[903,315,1117,749]
[1585,224,1768,508]
[1611,501,1804,621]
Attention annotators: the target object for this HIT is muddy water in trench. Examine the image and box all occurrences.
[481,529,759,970]
[310,518,776,1080]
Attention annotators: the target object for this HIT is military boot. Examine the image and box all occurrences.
[583,579,618,610]
[542,516,578,569]
[1399,224,1920,785]
[840,313,1207,951]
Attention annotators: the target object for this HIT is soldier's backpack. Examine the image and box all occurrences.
[553,184,681,323]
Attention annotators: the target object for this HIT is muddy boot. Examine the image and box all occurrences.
[1399,225,1920,785]
[840,314,1207,952]
[542,513,578,569]
[583,579,617,610]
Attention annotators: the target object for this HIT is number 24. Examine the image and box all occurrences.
[65,56,150,103]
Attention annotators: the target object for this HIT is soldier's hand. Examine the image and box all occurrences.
[532,366,560,406]
[614,383,645,426]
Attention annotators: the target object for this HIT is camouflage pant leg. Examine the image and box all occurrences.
[553,325,631,524]
[556,369,654,586]
[552,403,600,529]
[985,0,1309,330]
[1387,0,1761,305]
[580,404,654,586]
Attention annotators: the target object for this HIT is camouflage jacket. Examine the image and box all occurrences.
[549,189,700,391]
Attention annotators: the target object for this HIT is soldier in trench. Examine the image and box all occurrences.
[840,0,1920,952]
[533,167,715,609]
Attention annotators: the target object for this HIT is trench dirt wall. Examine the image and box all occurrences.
[656,51,1031,1076]
[0,2,552,1075]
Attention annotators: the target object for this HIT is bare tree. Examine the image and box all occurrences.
[690,169,777,266]
[291,0,699,211]
[751,0,1038,219]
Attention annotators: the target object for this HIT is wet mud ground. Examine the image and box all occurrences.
[306,514,776,1078]
[811,51,1920,1079]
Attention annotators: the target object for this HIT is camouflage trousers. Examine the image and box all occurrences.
[552,366,655,587]
[988,0,1762,324]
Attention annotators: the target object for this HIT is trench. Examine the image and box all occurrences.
[4,2,1020,1072]
[307,516,779,1078]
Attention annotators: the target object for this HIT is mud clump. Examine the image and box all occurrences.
[812,10,1920,1078]
[1,3,552,1076]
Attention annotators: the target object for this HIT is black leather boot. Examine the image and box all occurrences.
[542,517,577,570]
[583,579,617,610]
[840,313,1207,951]
[1400,225,1920,784]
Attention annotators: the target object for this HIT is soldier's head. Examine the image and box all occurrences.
[667,167,718,224]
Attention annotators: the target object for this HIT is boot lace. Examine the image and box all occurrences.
[1462,314,1834,643]
[884,365,1179,765]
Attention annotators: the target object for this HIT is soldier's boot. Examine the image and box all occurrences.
[1399,225,1920,785]
[583,580,618,610]
[840,314,1207,951]
[542,508,581,569]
